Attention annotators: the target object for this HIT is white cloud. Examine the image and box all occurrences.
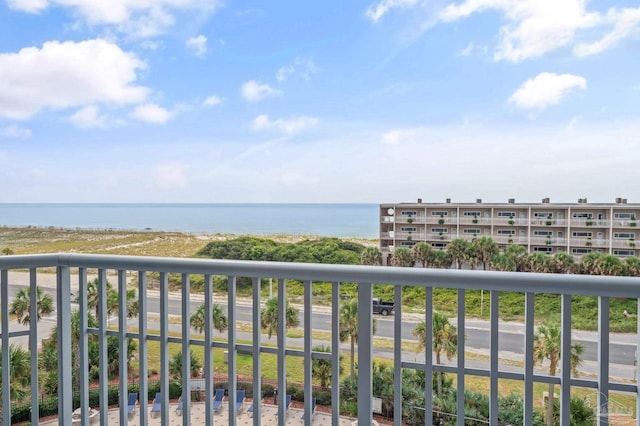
[129,103,173,124]
[275,65,295,82]
[69,105,108,128]
[202,95,224,106]
[186,35,207,57]
[509,72,586,111]
[0,125,32,139]
[382,128,417,145]
[574,7,640,56]
[0,39,148,120]
[275,58,320,82]
[440,0,601,62]
[252,114,318,135]
[365,0,418,23]
[152,162,187,189]
[7,0,220,38]
[6,0,47,13]
[240,80,282,102]
[458,42,475,57]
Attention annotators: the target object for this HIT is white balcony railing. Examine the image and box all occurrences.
[1,254,639,425]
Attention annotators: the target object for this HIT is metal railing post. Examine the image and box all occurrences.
[56,266,72,426]
[357,282,373,425]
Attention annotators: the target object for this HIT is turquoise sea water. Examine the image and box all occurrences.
[0,204,379,238]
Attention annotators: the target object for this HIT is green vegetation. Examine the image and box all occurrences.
[534,322,584,426]
[197,236,365,264]
[260,296,300,339]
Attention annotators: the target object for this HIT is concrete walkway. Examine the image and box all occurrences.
[40,400,359,425]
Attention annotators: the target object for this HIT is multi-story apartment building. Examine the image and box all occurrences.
[380,197,640,264]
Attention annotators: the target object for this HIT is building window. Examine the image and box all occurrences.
[572,231,593,238]
[497,229,515,235]
[431,242,447,248]
[534,212,552,218]
[463,211,481,217]
[534,247,553,252]
[401,211,418,216]
[614,233,635,239]
[572,248,592,254]
[400,241,416,247]
[497,211,516,217]
[463,229,480,234]
[533,230,553,237]
[614,250,634,256]
[431,211,449,216]
[401,227,417,232]
[614,213,635,219]
[572,212,593,219]
[431,228,448,233]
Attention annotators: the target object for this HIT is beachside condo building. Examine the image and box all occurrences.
[380,197,640,265]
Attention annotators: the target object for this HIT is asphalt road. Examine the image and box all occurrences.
[7,282,638,368]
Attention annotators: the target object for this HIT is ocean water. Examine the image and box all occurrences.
[0,204,379,238]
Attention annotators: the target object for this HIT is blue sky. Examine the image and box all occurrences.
[0,0,639,203]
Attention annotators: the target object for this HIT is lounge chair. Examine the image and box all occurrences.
[176,396,183,416]
[235,390,245,415]
[301,397,316,421]
[275,394,292,418]
[150,392,162,418]
[247,394,262,418]
[127,393,138,417]
[212,388,225,412]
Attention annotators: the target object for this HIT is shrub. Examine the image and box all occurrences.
[313,389,331,406]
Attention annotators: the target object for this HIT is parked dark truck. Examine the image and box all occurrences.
[372,297,394,315]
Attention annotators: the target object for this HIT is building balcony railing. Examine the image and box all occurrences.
[1,254,639,426]
[612,239,637,249]
[571,219,609,227]
[570,238,609,248]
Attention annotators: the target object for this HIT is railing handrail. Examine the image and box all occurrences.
[2,253,639,297]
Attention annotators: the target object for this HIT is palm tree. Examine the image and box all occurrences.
[190,304,228,335]
[624,257,640,276]
[361,247,383,266]
[82,278,139,320]
[260,297,299,339]
[534,322,584,426]
[107,336,138,378]
[169,349,203,380]
[413,311,458,396]
[9,286,54,349]
[446,238,470,269]
[411,242,433,268]
[578,252,603,275]
[312,344,342,388]
[527,252,551,273]
[10,287,54,326]
[0,344,31,422]
[431,250,451,269]
[391,247,413,267]
[596,254,623,276]
[491,253,516,271]
[471,236,498,271]
[504,244,528,271]
[339,299,377,379]
[48,310,99,388]
[550,252,575,274]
